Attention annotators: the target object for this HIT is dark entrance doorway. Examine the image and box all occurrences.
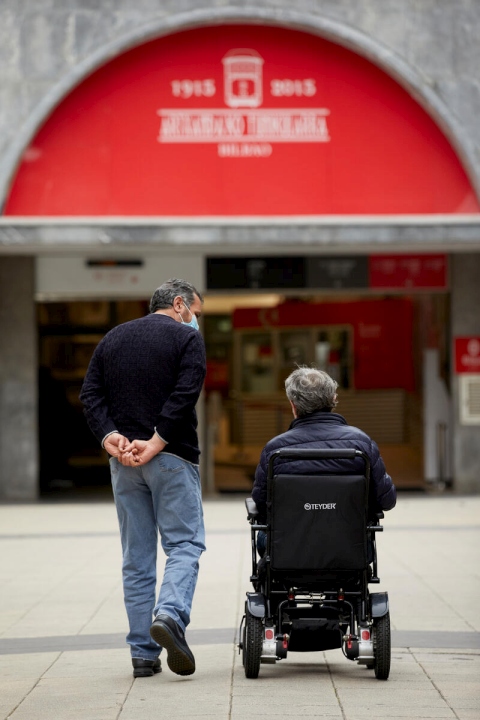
[37,299,149,496]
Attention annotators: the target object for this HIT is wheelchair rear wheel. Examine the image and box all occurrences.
[373,612,391,680]
[244,610,263,679]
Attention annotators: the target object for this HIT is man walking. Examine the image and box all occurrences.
[80,278,206,678]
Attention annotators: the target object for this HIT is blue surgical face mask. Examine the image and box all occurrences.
[179,302,199,331]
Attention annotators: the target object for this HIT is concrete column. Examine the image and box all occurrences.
[0,257,38,500]
[451,253,480,494]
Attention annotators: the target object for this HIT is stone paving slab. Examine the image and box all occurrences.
[0,495,479,720]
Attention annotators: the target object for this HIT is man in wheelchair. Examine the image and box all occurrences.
[241,367,396,680]
[252,366,396,528]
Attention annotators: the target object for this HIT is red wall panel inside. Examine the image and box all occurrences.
[233,298,414,391]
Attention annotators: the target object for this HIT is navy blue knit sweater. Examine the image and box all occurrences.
[79,313,206,464]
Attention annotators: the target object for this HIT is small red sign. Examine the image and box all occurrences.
[369,254,447,289]
[205,359,230,392]
[455,337,480,374]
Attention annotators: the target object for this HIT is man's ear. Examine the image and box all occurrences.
[289,400,297,418]
[173,295,184,312]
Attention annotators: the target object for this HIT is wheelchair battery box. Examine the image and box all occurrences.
[288,618,342,652]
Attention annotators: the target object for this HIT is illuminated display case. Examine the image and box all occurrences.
[234,325,353,395]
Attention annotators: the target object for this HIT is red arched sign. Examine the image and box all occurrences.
[4,25,479,216]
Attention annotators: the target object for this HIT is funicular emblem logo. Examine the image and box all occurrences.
[467,339,480,358]
[222,49,264,108]
[157,47,330,156]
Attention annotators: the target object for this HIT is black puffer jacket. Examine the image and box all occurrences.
[251,410,396,520]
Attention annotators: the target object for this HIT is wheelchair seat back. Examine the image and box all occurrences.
[270,472,368,572]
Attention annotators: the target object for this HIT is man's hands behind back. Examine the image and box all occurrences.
[118,433,166,467]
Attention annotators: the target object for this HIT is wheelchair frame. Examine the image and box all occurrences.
[239,447,391,680]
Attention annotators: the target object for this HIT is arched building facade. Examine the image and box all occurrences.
[1,3,480,499]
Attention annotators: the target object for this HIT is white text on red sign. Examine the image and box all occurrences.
[157,109,330,143]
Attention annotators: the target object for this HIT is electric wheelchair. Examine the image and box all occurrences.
[239,448,391,680]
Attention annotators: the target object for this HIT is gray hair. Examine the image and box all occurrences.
[285,366,338,416]
[149,278,203,312]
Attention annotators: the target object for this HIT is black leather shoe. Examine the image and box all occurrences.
[132,658,162,678]
[150,614,195,676]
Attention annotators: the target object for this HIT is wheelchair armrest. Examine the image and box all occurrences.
[368,511,384,533]
[245,497,260,521]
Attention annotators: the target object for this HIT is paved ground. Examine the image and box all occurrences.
[0,491,479,720]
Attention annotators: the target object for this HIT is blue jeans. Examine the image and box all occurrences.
[257,530,267,558]
[110,452,206,660]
